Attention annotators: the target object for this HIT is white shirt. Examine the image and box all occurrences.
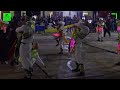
[16,25,34,43]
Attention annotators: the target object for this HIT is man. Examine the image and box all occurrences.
[16,16,34,79]
[104,19,111,37]
[70,20,90,75]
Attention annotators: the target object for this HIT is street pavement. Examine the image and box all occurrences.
[0,32,120,79]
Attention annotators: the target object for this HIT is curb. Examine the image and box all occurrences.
[83,42,118,54]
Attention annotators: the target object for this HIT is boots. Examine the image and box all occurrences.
[73,63,85,76]
[58,48,63,54]
[100,37,103,42]
[97,37,100,41]
[79,64,85,76]
[24,69,32,79]
[74,63,85,76]
[56,39,59,46]
[29,67,33,72]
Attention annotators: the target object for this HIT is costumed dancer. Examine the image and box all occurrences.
[67,20,90,76]
[16,16,34,79]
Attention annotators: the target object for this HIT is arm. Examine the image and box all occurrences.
[16,25,24,33]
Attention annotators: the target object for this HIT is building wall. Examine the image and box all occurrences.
[21,11,26,16]
[62,11,77,18]
[83,11,93,17]
[10,11,14,18]
[0,11,1,19]
[40,11,43,17]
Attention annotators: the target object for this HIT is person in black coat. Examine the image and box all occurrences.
[104,19,111,37]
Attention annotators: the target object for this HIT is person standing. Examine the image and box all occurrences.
[104,19,111,37]
[70,20,90,75]
[16,16,34,79]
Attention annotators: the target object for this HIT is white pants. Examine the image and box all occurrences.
[20,43,32,70]
[71,41,85,64]
[98,30,103,39]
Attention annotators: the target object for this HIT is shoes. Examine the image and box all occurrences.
[24,69,32,79]
[75,63,85,76]
[56,44,59,46]
[29,67,33,72]
[97,39,100,41]
[58,52,63,54]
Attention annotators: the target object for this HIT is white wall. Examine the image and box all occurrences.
[63,11,70,17]
[70,11,77,18]
[0,11,1,19]
[62,11,77,18]
[40,11,43,17]
[10,11,14,18]
[21,11,26,16]
[83,11,93,17]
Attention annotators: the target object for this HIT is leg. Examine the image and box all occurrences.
[59,37,63,54]
[55,38,59,46]
[101,30,104,42]
[97,33,100,41]
[74,42,85,75]
[107,30,111,37]
[104,29,107,37]
[20,43,33,79]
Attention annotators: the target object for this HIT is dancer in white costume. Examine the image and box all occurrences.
[16,16,34,79]
[68,20,90,75]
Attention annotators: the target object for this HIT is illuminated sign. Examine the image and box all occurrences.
[83,12,88,16]
[111,13,117,19]
[3,13,12,22]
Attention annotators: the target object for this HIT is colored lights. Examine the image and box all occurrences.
[111,13,117,19]
[3,13,12,22]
